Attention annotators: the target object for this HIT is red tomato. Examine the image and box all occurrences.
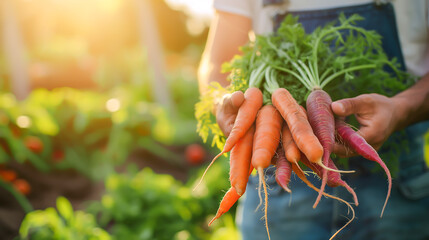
[185,144,206,165]
[52,150,65,163]
[0,169,17,182]
[13,179,31,195]
[24,136,43,153]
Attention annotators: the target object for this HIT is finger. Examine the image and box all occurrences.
[331,95,370,117]
[333,142,357,158]
[355,126,383,151]
[230,91,244,109]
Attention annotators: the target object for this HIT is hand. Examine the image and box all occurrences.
[214,91,244,137]
[331,93,401,157]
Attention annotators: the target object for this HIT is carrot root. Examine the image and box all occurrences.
[193,151,224,191]
[291,164,355,240]
[316,161,355,174]
[257,167,271,240]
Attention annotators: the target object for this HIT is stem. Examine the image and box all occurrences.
[260,66,280,104]
[308,60,319,86]
[297,60,318,87]
[267,37,318,90]
[319,68,333,83]
[264,66,279,94]
[321,64,376,88]
[271,65,313,91]
[312,25,375,88]
[249,63,267,88]
[0,180,33,213]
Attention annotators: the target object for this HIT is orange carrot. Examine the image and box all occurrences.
[195,87,263,190]
[281,123,301,165]
[272,88,324,165]
[224,87,263,152]
[230,125,255,196]
[209,165,254,226]
[251,105,283,170]
[251,104,283,240]
[208,187,241,226]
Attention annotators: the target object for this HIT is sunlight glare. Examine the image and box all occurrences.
[106,98,121,112]
[16,115,32,128]
[165,0,213,18]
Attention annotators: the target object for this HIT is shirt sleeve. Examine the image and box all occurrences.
[213,0,253,18]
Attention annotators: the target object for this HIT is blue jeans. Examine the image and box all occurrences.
[238,161,429,240]
[237,2,429,240]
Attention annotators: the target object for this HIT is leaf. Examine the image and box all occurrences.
[57,196,74,222]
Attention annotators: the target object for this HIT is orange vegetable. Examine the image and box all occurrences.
[195,87,262,189]
[281,123,301,164]
[251,104,283,240]
[229,125,254,196]
[272,88,323,165]
[209,165,254,226]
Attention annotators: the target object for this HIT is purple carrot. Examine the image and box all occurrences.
[275,144,292,193]
[335,118,391,217]
[300,155,359,206]
[306,89,336,208]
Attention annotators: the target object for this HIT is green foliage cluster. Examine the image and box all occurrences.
[0,82,199,180]
[89,168,208,239]
[225,14,412,102]
[18,163,239,240]
[18,197,111,240]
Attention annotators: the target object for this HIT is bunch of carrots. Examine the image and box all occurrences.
[197,86,390,240]
[195,14,411,240]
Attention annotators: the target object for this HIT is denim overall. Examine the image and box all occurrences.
[236,2,429,240]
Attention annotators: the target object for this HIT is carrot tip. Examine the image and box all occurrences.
[279,183,292,193]
[208,215,219,226]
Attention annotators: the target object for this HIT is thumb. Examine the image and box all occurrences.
[331,97,365,117]
[230,91,244,108]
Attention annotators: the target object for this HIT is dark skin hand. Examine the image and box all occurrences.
[332,72,429,157]
[331,94,398,157]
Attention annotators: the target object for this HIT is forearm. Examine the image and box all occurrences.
[198,53,230,94]
[197,11,252,94]
[392,72,429,130]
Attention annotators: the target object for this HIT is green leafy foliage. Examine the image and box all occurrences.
[17,162,238,240]
[0,82,199,180]
[195,82,230,151]
[84,163,234,240]
[18,197,111,240]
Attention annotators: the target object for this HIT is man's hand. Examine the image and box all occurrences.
[331,93,401,157]
[214,91,244,137]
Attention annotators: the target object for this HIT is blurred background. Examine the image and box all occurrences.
[0,0,241,239]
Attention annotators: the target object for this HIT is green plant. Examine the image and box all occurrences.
[19,197,111,240]
[86,166,231,240]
